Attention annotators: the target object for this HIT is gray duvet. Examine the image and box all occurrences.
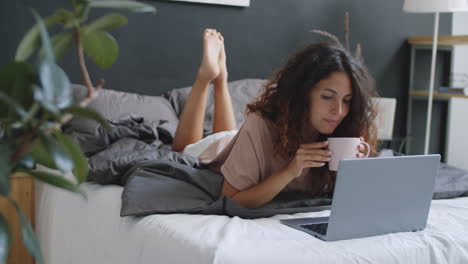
[66,114,468,219]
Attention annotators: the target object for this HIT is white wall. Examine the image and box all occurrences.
[446,98,468,171]
[449,12,468,170]
[451,13,468,87]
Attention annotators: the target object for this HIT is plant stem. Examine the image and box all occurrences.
[74,30,94,96]
[74,29,104,98]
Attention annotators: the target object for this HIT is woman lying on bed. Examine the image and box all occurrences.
[172,28,379,209]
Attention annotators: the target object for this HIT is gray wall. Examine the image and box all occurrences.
[1,0,451,139]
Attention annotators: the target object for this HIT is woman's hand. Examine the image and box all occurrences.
[285,141,332,179]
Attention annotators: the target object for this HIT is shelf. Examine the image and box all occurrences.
[406,34,468,159]
[408,35,468,46]
[409,90,468,99]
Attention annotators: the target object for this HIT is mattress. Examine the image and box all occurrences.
[36,181,468,264]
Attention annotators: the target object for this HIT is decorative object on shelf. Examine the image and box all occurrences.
[450,72,468,89]
[403,0,468,155]
[167,0,250,7]
[438,86,468,95]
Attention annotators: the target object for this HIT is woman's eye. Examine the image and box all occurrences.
[343,99,352,104]
[321,95,333,100]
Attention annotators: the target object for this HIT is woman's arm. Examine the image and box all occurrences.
[221,141,331,209]
[221,165,296,209]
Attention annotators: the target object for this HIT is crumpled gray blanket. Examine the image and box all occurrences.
[65,114,201,185]
[120,160,332,219]
[67,115,468,219]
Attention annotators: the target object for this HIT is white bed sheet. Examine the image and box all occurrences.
[36,181,468,264]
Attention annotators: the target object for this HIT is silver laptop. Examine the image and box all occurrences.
[281,154,440,242]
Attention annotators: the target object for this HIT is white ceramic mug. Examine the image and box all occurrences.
[328,137,370,171]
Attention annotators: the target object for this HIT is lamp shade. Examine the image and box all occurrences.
[403,0,468,13]
[372,97,396,141]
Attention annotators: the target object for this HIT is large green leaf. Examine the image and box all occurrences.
[63,106,110,129]
[38,34,73,61]
[31,10,72,111]
[54,132,88,184]
[27,170,81,194]
[37,60,72,112]
[0,214,12,264]
[0,142,11,196]
[31,11,55,63]
[14,10,69,62]
[89,0,156,13]
[9,199,44,264]
[26,11,71,114]
[0,62,35,121]
[85,13,127,35]
[30,136,73,173]
[82,30,118,69]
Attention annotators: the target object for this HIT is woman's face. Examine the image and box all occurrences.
[308,71,353,135]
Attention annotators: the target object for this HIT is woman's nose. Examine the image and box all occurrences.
[331,101,343,115]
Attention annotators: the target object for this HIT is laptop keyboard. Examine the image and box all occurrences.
[300,223,328,236]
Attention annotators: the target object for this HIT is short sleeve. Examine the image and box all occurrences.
[220,113,271,191]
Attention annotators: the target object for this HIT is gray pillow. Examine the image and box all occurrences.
[66,84,179,136]
[163,79,266,136]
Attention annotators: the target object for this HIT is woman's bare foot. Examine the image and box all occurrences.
[214,32,228,85]
[198,29,223,83]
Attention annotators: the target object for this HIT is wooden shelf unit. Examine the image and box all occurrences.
[409,90,468,99]
[0,174,35,264]
[405,35,468,163]
[408,35,468,46]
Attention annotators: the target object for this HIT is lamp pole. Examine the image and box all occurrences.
[423,12,439,155]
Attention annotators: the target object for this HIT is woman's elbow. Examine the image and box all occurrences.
[220,180,239,198]
[220,180,264,209]
[229,192,264,209]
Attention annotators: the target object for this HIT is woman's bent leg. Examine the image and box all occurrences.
[172,78,210,152]
[172,29,222,152]
[212,32,236,133]
[212,79,236,133]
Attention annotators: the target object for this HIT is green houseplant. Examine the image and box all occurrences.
[0,1,156,263]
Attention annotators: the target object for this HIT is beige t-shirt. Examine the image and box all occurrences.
[205,112,316,192]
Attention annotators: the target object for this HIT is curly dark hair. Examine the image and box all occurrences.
[247,42,379,195]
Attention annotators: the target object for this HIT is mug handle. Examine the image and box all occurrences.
[360,141,371,158]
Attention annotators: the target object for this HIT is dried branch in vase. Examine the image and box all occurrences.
[310,11,363,62]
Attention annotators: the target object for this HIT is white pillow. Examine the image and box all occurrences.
[183,130,238,158]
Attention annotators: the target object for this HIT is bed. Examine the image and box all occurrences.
[35,79,468,264]
[36,181,468,264]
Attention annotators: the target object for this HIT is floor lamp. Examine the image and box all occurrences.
[403,0,468,155]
